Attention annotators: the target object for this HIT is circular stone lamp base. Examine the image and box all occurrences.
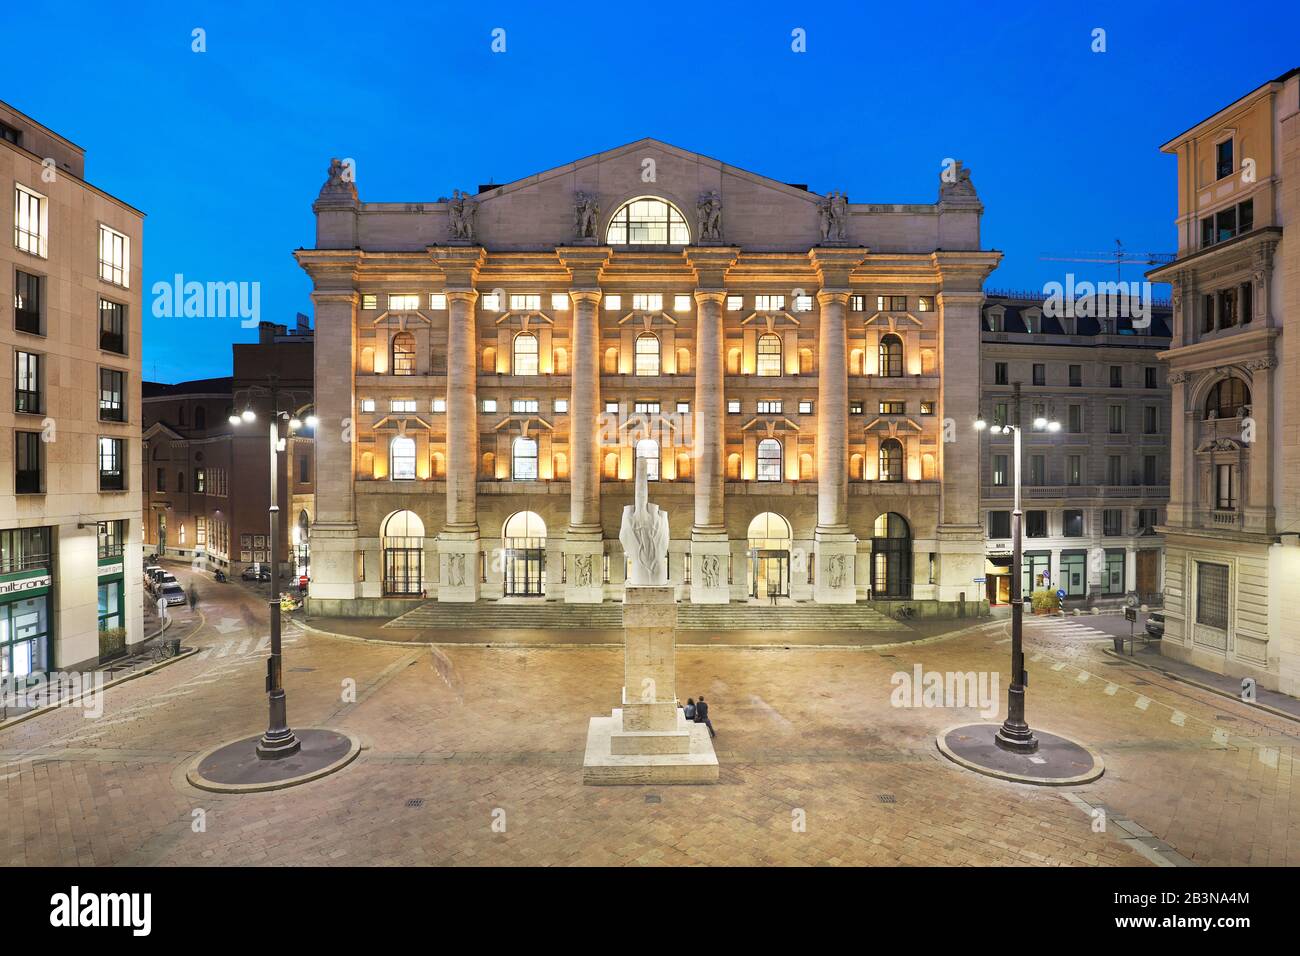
[187,728,360,793]
[937,723,1103,786]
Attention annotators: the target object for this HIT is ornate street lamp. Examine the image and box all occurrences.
[230,376,315,759]
[975,380,1058,753]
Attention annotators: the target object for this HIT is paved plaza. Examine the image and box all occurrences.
[1,566,1296,867]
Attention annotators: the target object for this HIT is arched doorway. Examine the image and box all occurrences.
[381,510,424,595]
[871,512,912,599]
[293,509,310,578]
[747,512,792,600]
[503,511,546,596]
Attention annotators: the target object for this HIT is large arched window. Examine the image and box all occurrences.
[390,436,416,480]
[381,510,424,595]
[757,438,783,482]
[636,438,660,481]
[871,512,912,599]
[1205,377,1250,418]
[502,511,547,596]
[878,438,903,482]
[757,333,783,377]
[391,331,416,375]
[878,334,903,377]
[605,197,690,245]
[634,333,661,376]
[512,436,538,480]
[512,332,539,376]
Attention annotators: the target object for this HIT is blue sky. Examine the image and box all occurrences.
[2,0,1295,381]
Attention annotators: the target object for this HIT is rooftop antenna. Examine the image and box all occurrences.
[1041,240,1175,283]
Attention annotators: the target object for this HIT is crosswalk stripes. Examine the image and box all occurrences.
[1024,618,1116,642]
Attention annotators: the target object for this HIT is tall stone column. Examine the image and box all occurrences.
[305,287,359,609]
[813,288,856,603]
[438,286,480,601]
[934,265,1000,608]
[565,287,605,602]
[684,248,738,604]
[1244,358,1276,535]
[557,248,612,603]
[689,289,729,603]
[1166,372,1189,527]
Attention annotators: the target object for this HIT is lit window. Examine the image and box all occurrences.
[674,294,692,313]
[727,400,741,414]
[551,293,569,311]
[919,401,934,415]
[362,294,377,310]
[799,400,813,415]
[432,398,446,413]
[850,401,864,415]
[429,293,447,310]
[633,293,663,311]
[554,398,569,413]
[389,294,420,311]
[878,439,904,482]
[15,185,48,258]
[633,401,660,414]
[878,334,904,377]
[390,399,417,413]
[794,294,814,312]
[726,296,744,311]
[360,398,376,412]
[877,295,906,312]
[390,437,416,480]
[757,400,783,414]
[755,295,786,311]
[757,438,783,482]
[634,333,661,376]
[605,197,689,245]
[879,401,905,415]
[512,437,538,480]
[482,293,501,311]
[756,333,782,376]
[636,438,659,481]
[483,399,497,413]
[510,293,541,311]
[676,401,690,414]
[849,294,867,312]
[391,331,416,375]
[512,332,539,375]
[98,224,130,287]
[917,296,933,312]
[512,399,539,413]
[605,295,622,311]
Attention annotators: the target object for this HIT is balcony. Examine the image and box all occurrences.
[984,484,1169,500]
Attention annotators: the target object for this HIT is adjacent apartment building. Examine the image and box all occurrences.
[141,317,314,578]
[296,140,1000,615]
[978,292,1172,607]
[1,100,143,673]
[1149,67,1300,695]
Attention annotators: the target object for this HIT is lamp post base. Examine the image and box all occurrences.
[994,724,1040,754]
[256,729,302,759]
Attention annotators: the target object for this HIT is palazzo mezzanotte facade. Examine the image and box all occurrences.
[296,141,1000,615]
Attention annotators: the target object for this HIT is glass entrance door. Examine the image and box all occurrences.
[750,550,789,599]
[504,548,544,596]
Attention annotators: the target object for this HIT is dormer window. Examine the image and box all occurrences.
[605,197,689,245]
[987,308,1005,332]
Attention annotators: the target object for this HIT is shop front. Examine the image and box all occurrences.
[97,554,126,662]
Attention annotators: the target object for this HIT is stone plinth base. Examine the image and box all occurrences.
[813,534,857,604]
[563,534,605,604]
[582,708,719,785]
[689,535,731,604]
[437,533,480,603]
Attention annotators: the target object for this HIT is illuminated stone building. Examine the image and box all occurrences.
[296,142,1000,614]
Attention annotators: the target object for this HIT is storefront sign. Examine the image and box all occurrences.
[97,559,124,578]
[0,568,51,599]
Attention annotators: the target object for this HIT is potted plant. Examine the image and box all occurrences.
[1030,589,1057,615]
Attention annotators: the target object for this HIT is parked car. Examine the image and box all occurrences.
[160,583,187,607]
[1145,611,1165,640]
[241,566,271,582]
[144,565,162,586]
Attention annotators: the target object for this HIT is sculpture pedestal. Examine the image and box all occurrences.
[582,585,719,785]
[437,532,480,602]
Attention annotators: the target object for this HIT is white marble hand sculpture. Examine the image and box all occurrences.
[619,457,669,586]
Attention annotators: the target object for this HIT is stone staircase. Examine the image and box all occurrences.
[384,600,903,631]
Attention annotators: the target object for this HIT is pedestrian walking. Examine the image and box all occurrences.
[188,585,199,612]
[695,695,716,738]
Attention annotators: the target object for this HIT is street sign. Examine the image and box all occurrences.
[1056,589,1067,599]
[973,577,986,584]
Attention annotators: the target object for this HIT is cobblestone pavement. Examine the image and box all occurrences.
[1,570,1296,866]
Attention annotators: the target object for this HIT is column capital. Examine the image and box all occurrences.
[685,246,740,288]
[310,289,359,306]
[569,288,602,305]
[930,250,1003,292]
[816,289,850,306]
[808,247,867,287]
[430,245,486,287]
[446,288,479,304]
[557,247,613,287]
[693,290,726,305]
